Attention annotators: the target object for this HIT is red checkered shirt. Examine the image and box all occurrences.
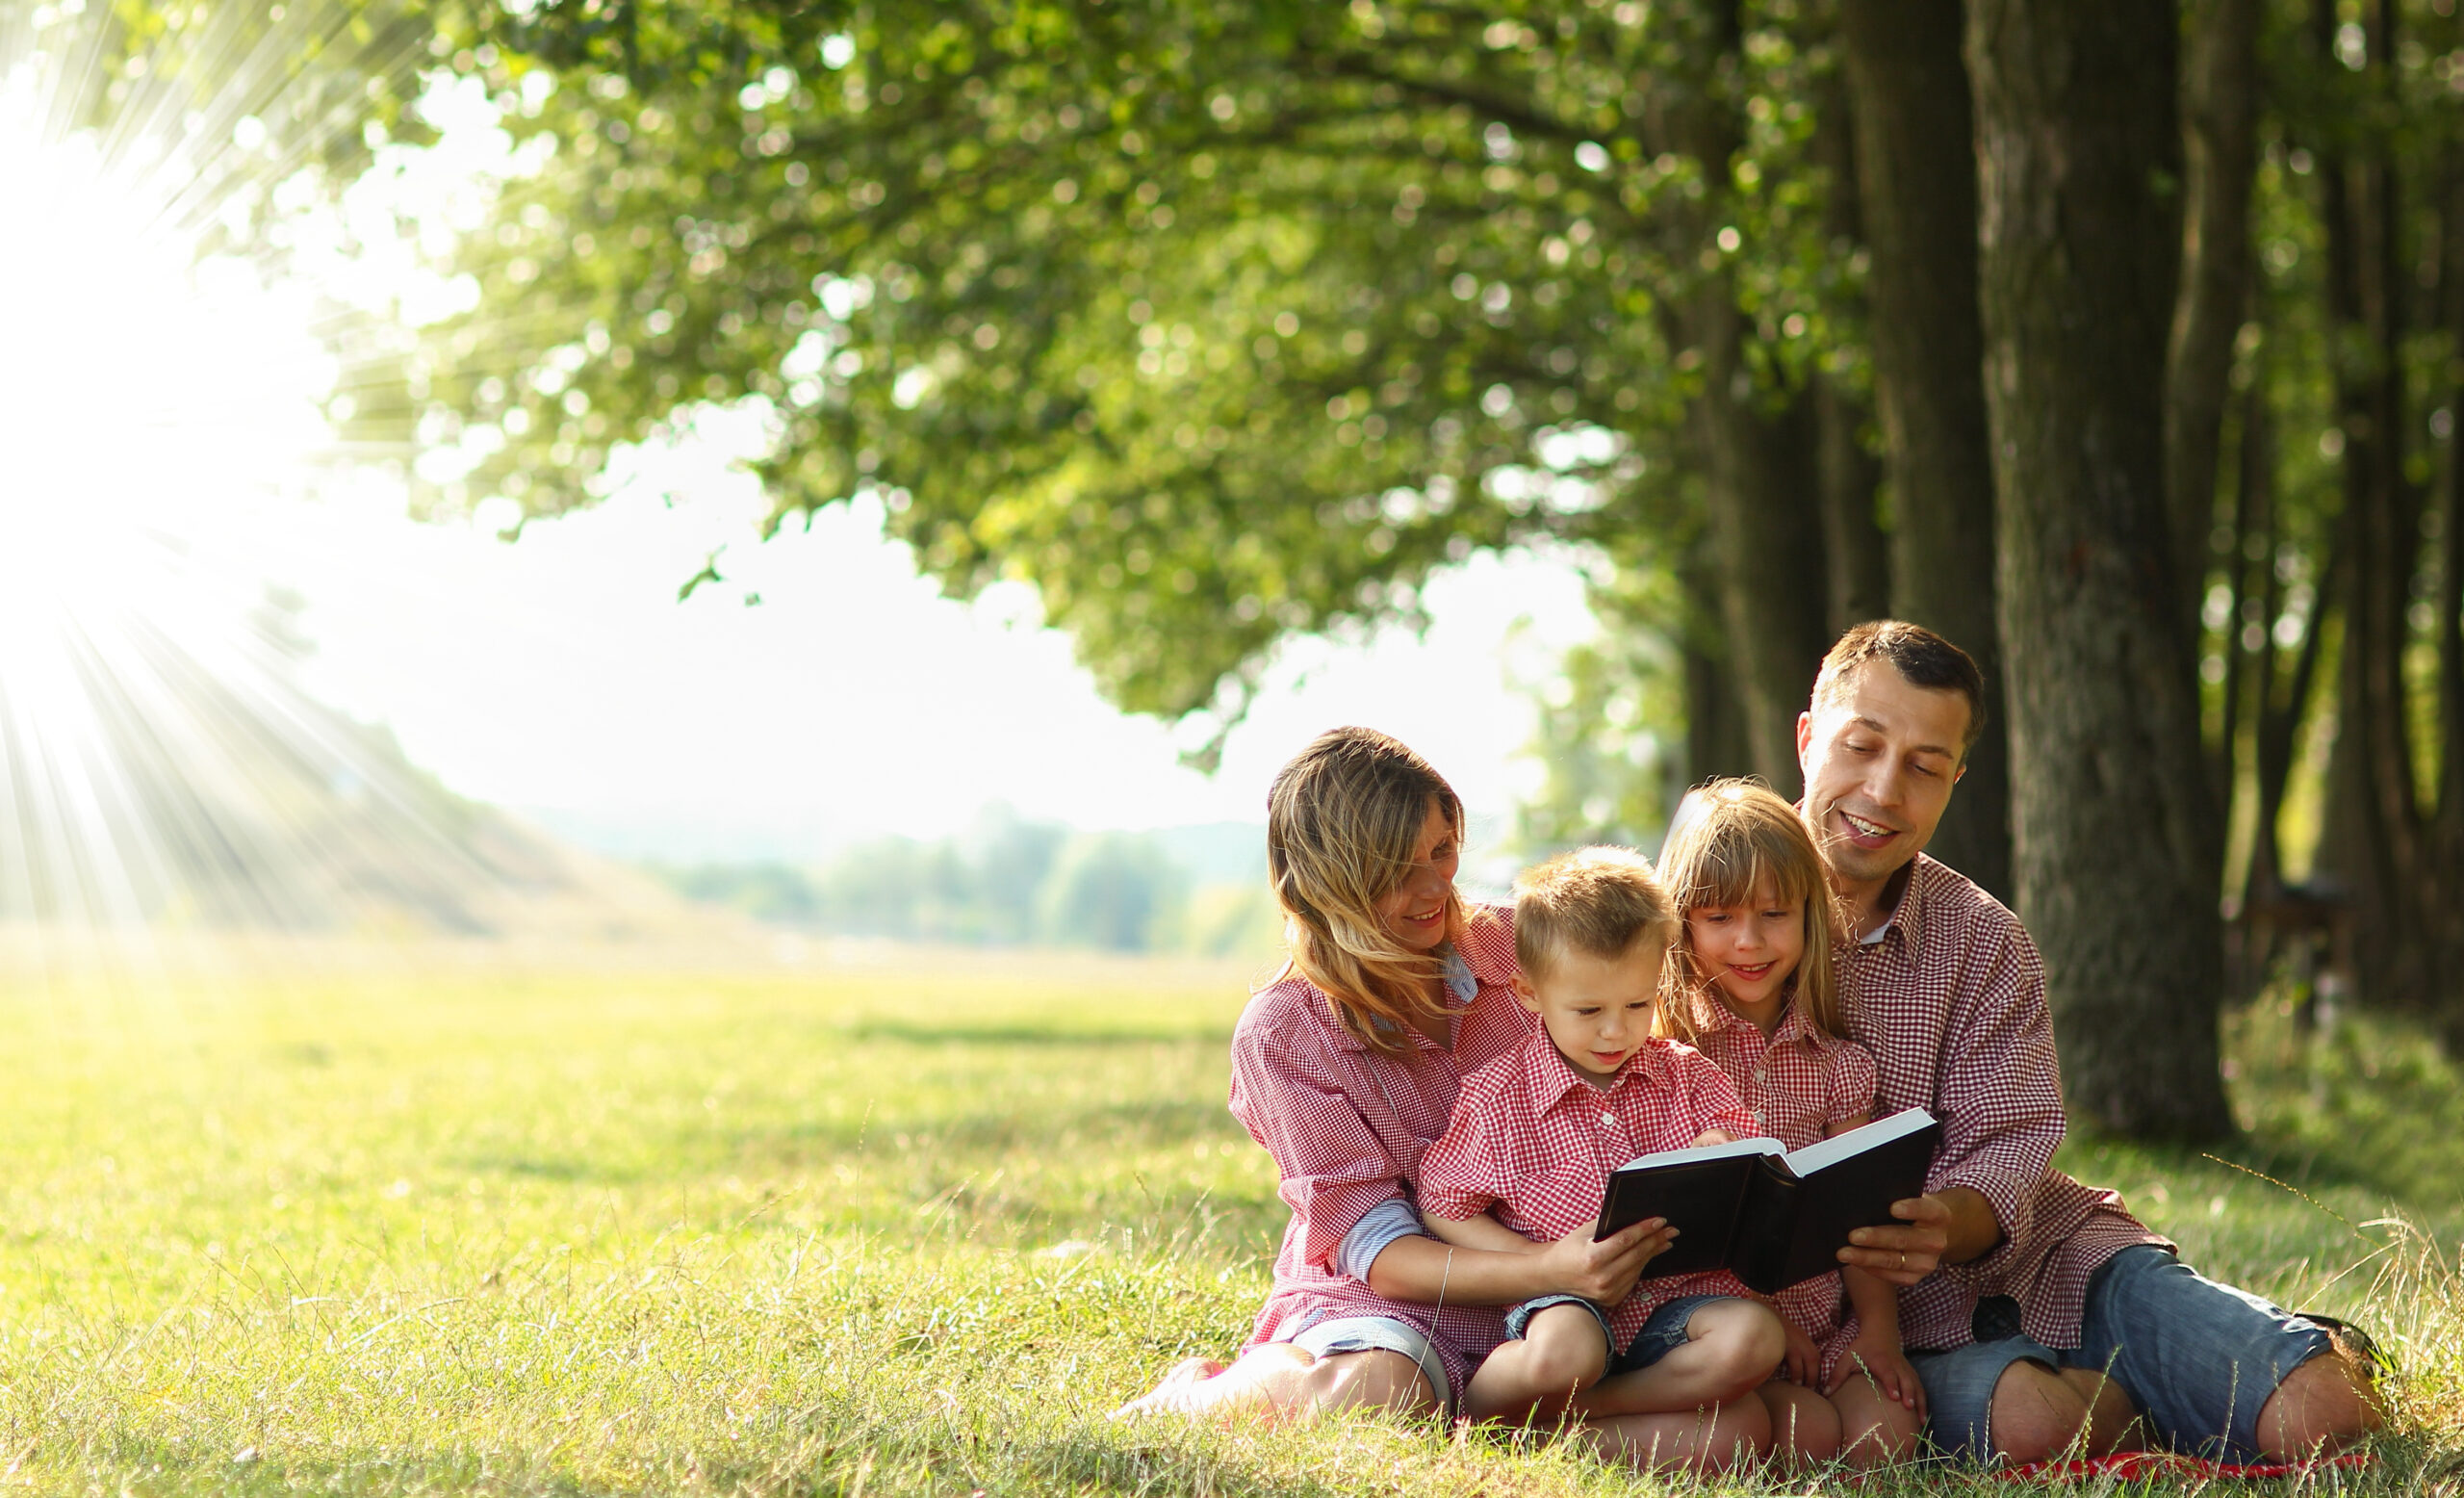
[1677,987,1879,1377]
[1417,1031,1758,1350]
[1227,904,1533,1393]
[1837,856,2167,1353]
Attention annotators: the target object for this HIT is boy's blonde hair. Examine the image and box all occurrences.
[1513,845,1679,979]
[1266,726,1468,1052]
[1654,779,1849,1044]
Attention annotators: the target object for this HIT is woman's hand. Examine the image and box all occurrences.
[1532,1218,1674,1305]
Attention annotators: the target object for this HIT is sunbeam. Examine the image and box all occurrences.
[0,2,600,985]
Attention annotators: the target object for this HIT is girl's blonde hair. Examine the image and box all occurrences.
[1654,778,1848,1044]
[1266,727,1467,1051]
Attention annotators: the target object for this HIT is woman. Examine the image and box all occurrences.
[1116,727,1764,1468]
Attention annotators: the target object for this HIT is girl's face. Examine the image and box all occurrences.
[1684,879,1805,1031]
[1373,799,1460,951]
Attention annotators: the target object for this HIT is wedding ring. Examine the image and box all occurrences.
[1897,1251,1907,1271]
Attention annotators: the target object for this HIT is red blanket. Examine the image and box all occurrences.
[2003,1451,2377,1484]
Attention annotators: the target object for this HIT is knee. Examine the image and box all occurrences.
[2256,1351,2386,1459]
[1839,1401,1923,1469]
[1695,1304,1788,1401]
[1766,1389,1842,1463]
[1521,1327,1607,1396]
[1987,1359,2092,1465]
[1706,1393,1777,1471]
[1299,1348,1437,1418]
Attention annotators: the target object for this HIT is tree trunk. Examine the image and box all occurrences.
[1687,290,1833,798]
[2312,0,2433,1016]
[1808,64,1891,635]
[1836,0,2013,902]
[2166,0,2261,648]
[1965,0,2233,1139]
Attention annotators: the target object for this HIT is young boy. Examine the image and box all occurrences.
[1418,846,1788,1441]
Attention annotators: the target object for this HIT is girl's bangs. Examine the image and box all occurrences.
[1681,822,1821,912]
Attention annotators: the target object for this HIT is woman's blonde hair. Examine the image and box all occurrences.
[1654,778,1848,1044]
[1266,727,1467,1051]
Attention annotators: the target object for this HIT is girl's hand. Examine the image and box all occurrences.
[1778,1315,1820,1385]
[1536,1218,1675,1305]
[1827,1329,1925,1415]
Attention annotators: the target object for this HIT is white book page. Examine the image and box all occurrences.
[1782,1106,1936,1176]
[1615,1135,1784,1174]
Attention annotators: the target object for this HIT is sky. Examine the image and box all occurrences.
[282,434,1604,859]
[0,67,1608,870]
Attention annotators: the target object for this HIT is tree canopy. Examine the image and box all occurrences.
[384,0,2464,1138]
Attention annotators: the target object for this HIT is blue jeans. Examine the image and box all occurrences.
[1912,1247,2331,1462]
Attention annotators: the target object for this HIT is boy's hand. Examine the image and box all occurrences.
[1538,1219,1674,1305]
[1827,1328,1925,1415]
[1778,1316,1821,1385]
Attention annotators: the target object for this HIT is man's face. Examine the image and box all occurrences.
[1795,662,1971,891]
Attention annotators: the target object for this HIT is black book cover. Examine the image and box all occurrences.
[1591,1108,1941,1295]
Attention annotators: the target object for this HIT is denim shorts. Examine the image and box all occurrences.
[1502,1292,1615,1347]
[1609,1294,1742,1376]
[1912,1246,2331,1462]
[1287,1315,1454,1415]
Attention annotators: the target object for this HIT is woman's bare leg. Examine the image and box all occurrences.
[1578,1397,1772,1474]
[1113,1346,1437,1424]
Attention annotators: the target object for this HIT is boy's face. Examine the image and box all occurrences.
[1512,942,1662,1084]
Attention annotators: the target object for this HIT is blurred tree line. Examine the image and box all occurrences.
[340,0,2464,1139]
[651,809,1280,954]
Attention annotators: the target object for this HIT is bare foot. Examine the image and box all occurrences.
[1111,1356,1228,1419]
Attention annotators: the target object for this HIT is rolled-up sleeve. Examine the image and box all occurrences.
[1333,1198,1428,1279]
[1927,924,2061,1284]
[1229,1028,1410,1271]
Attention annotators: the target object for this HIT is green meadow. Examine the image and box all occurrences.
[0,948,2451,1496]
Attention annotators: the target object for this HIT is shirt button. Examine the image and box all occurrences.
[1600,1112,1616,1128]
[1752,1108,1766,1125]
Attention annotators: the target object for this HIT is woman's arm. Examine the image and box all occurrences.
[1365,1217,1674,1307]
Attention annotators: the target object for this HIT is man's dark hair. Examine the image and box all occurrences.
[1811,621,1988,754]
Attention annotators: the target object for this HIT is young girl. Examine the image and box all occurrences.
[1117,729,1765,1472]
[1656,779,1925,1468]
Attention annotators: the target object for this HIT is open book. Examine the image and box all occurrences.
[1592,1107,1940,1295]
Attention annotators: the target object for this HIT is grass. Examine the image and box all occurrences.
[0,949,2448,1495]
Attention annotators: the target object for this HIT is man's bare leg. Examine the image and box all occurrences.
[1113,1346,1436,1424]
[2254,1349,2386,1459]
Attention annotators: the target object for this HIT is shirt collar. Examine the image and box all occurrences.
[1856,858,1930,953]
[1681,987,1839,1053]
[1347,943,1479,1047]
[1526,1030,1673,1108]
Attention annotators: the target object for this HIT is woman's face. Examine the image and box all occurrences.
[1373,799,1461,951]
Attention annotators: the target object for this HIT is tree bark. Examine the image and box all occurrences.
[1808,65,1891,635]
[2166,0,2261,647]
[1965,0,2233,1139]
[1836,0,2012,901]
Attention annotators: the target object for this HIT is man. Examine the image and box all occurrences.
[1802,621,2381,1463]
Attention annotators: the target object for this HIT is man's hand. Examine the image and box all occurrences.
[1827,1328,1925,1415]
[1839,1193,1955,1285]
[1533,1218,1674,1305]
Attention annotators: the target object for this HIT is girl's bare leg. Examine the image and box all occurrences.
[1828,1378,1923,1469]
[1757,1380,1842,1467]
[1112,1346,1437,1424]
[1579,1398,1773,1474]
